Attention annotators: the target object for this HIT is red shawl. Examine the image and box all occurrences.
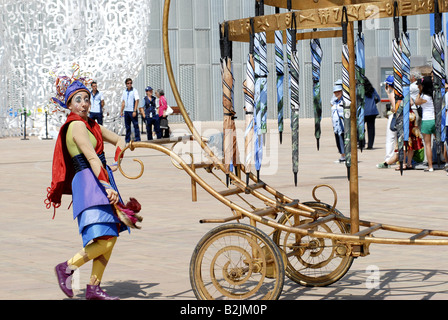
[45,113,104,212]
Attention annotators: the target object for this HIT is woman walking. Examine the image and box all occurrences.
[363,77,380,149]
[414,76,435,172]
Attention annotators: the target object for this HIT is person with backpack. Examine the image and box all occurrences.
[140,86,161,140]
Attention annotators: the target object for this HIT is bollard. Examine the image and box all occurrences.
[42,110,53,140]
[21,109,29,140]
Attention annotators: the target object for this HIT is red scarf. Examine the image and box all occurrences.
[45,113,103,212]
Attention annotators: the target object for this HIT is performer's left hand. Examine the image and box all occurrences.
[106,188,119,204]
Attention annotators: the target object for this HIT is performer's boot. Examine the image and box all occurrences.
[54,261,74,298]
[85,284,120,300]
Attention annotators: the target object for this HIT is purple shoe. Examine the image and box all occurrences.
[54,261,74,298]
[85,284,120,300]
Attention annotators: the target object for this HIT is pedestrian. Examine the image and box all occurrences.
[156,89,170,138]
[414,75,436,172]
[444,81,448,175]
[363,77,380,149]
[46,72,140,300]
[410,68,422,127]
[120,78,141,143]
[330,79,343,104]
[140,86,161,140]
[410,68,421,103]
[377,75,397,168]
[89,81,105,125]
[330,81,345,163]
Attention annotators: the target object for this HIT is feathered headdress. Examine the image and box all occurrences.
[49,63,93,110]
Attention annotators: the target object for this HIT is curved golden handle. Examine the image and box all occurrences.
[311,184,338,212]
[116,140,196,179]
[117,142,145,180]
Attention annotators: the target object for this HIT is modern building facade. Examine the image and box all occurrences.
[138,0,434,125]
[0,0,440,137]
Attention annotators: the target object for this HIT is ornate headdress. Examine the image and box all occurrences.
[50,63,93,110]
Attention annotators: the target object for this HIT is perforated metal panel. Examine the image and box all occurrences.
[333,62,343,84]
[377,29,391,57]
[146,64,163,91]
[302,62,313,119]
[408,29,419,56]
[212,64,222,121]
[179,64,196,122]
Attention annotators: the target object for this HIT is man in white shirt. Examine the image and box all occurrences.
[331,82,345,163]
[89,81,105,125]
[120,78,141,143]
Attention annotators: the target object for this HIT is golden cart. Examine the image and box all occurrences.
[118,0,448,300]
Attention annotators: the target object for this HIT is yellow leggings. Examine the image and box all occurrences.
[67,237,117,285]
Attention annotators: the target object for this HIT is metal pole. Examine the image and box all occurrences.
[347,21,360,236]
[341,0,359,236]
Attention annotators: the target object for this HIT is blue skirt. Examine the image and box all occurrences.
[72,167,128,247]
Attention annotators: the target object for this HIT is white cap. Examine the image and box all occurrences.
[333,84,343,92]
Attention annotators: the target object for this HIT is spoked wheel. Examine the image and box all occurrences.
[190,223,285,300]
[272,201,354,287]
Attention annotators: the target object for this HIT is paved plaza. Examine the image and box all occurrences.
[1,116,448,301]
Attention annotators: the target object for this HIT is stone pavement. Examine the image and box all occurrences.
[1,117,448,301]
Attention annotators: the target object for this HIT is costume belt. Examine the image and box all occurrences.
[72,152,106,173]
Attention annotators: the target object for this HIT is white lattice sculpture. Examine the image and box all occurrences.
[0,0,150,138]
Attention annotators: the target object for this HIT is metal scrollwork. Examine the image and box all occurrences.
[117,142,145,180]
[311,184,338,212]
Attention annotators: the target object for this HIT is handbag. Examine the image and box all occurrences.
[160,117,169,129]
[165,105,174,116]
[390,114,397,132]
[416,106,423,118]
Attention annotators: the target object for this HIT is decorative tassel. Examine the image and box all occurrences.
[114,197,143,229]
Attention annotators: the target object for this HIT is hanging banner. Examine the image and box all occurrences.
[310,38,322,150]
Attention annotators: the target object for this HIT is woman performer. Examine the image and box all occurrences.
[45,71,129,300]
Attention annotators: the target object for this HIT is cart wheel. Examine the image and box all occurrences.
[190,223,285,300]
[272,201,354,287]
